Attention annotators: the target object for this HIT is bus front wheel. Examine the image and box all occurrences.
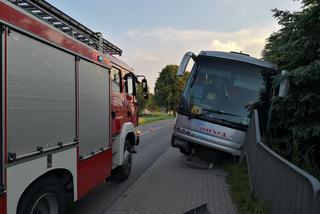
[179,144,192,156]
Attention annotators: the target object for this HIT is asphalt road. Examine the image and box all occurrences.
[70,120,174,214]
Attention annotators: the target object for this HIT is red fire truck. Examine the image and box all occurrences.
[0,0,148,213]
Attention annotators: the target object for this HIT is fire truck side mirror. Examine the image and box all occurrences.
[125,74,136,96]
[178,51,196,76]
[143,93,149,100]
[142,79,148,93]
[132,81,137,96]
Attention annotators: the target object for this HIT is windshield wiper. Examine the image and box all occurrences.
[201,108,241,117]
[191,108,241,122]
[192,110,247,128]
[185,107,241,120]
[215,118,248,128]
[183,107,247,128]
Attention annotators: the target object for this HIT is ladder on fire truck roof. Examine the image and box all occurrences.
[8,0,122,56]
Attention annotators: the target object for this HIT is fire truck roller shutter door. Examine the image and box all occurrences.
[7,30,76,157]
[78,60,110,158]
[0,24,3,195]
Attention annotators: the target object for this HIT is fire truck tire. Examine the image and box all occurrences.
[111,139,132,182]
[17,176,66,214]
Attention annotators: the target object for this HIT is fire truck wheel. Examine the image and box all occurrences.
[111,139,132,182]
[17,176,66,214]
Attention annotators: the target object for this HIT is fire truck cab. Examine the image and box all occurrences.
[0,0,147,213]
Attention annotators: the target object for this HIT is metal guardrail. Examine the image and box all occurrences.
[242,110,320,214]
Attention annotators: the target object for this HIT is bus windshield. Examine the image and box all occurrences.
[179,58,265,127]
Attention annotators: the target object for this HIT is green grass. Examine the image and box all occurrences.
[224,162,269,214]
[138,113,175,125]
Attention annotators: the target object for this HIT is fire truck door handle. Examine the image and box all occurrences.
[112,111,116,119]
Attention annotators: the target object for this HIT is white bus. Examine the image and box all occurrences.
[171,51,277,157]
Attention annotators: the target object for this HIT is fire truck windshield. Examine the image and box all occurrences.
[179,57,265,127]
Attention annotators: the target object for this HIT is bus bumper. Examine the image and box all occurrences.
[171,131,242,156]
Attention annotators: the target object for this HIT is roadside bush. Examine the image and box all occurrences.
[138,117,146,125]
[225,162,268,214]
[267,61,320,177]
[256,0,320,178]
[138,113,175,125]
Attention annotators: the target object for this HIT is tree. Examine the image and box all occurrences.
[263,1,320,70]
[136,83,160,114]
[259,0,320,176]
[145,93,159,112]
[136,83,148,114]
[154,65,189,114]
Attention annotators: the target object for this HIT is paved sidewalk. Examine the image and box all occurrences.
[107,148,237,214]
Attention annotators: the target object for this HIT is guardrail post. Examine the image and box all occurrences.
[313,190,320,214]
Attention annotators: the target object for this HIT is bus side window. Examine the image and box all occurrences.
[111,67,121,93]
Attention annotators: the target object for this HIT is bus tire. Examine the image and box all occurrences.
[195,146,229,162]
[111,139,132,182]
[179,143,192,156]
[179,148,188,155]
[17,176,66,214]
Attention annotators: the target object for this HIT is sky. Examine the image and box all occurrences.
[48,0,301,92]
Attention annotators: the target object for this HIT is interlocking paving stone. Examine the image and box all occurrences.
[107,148,237,214]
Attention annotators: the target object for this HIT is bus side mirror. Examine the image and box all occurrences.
[178,51,196,76]
[278,70,289,98]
